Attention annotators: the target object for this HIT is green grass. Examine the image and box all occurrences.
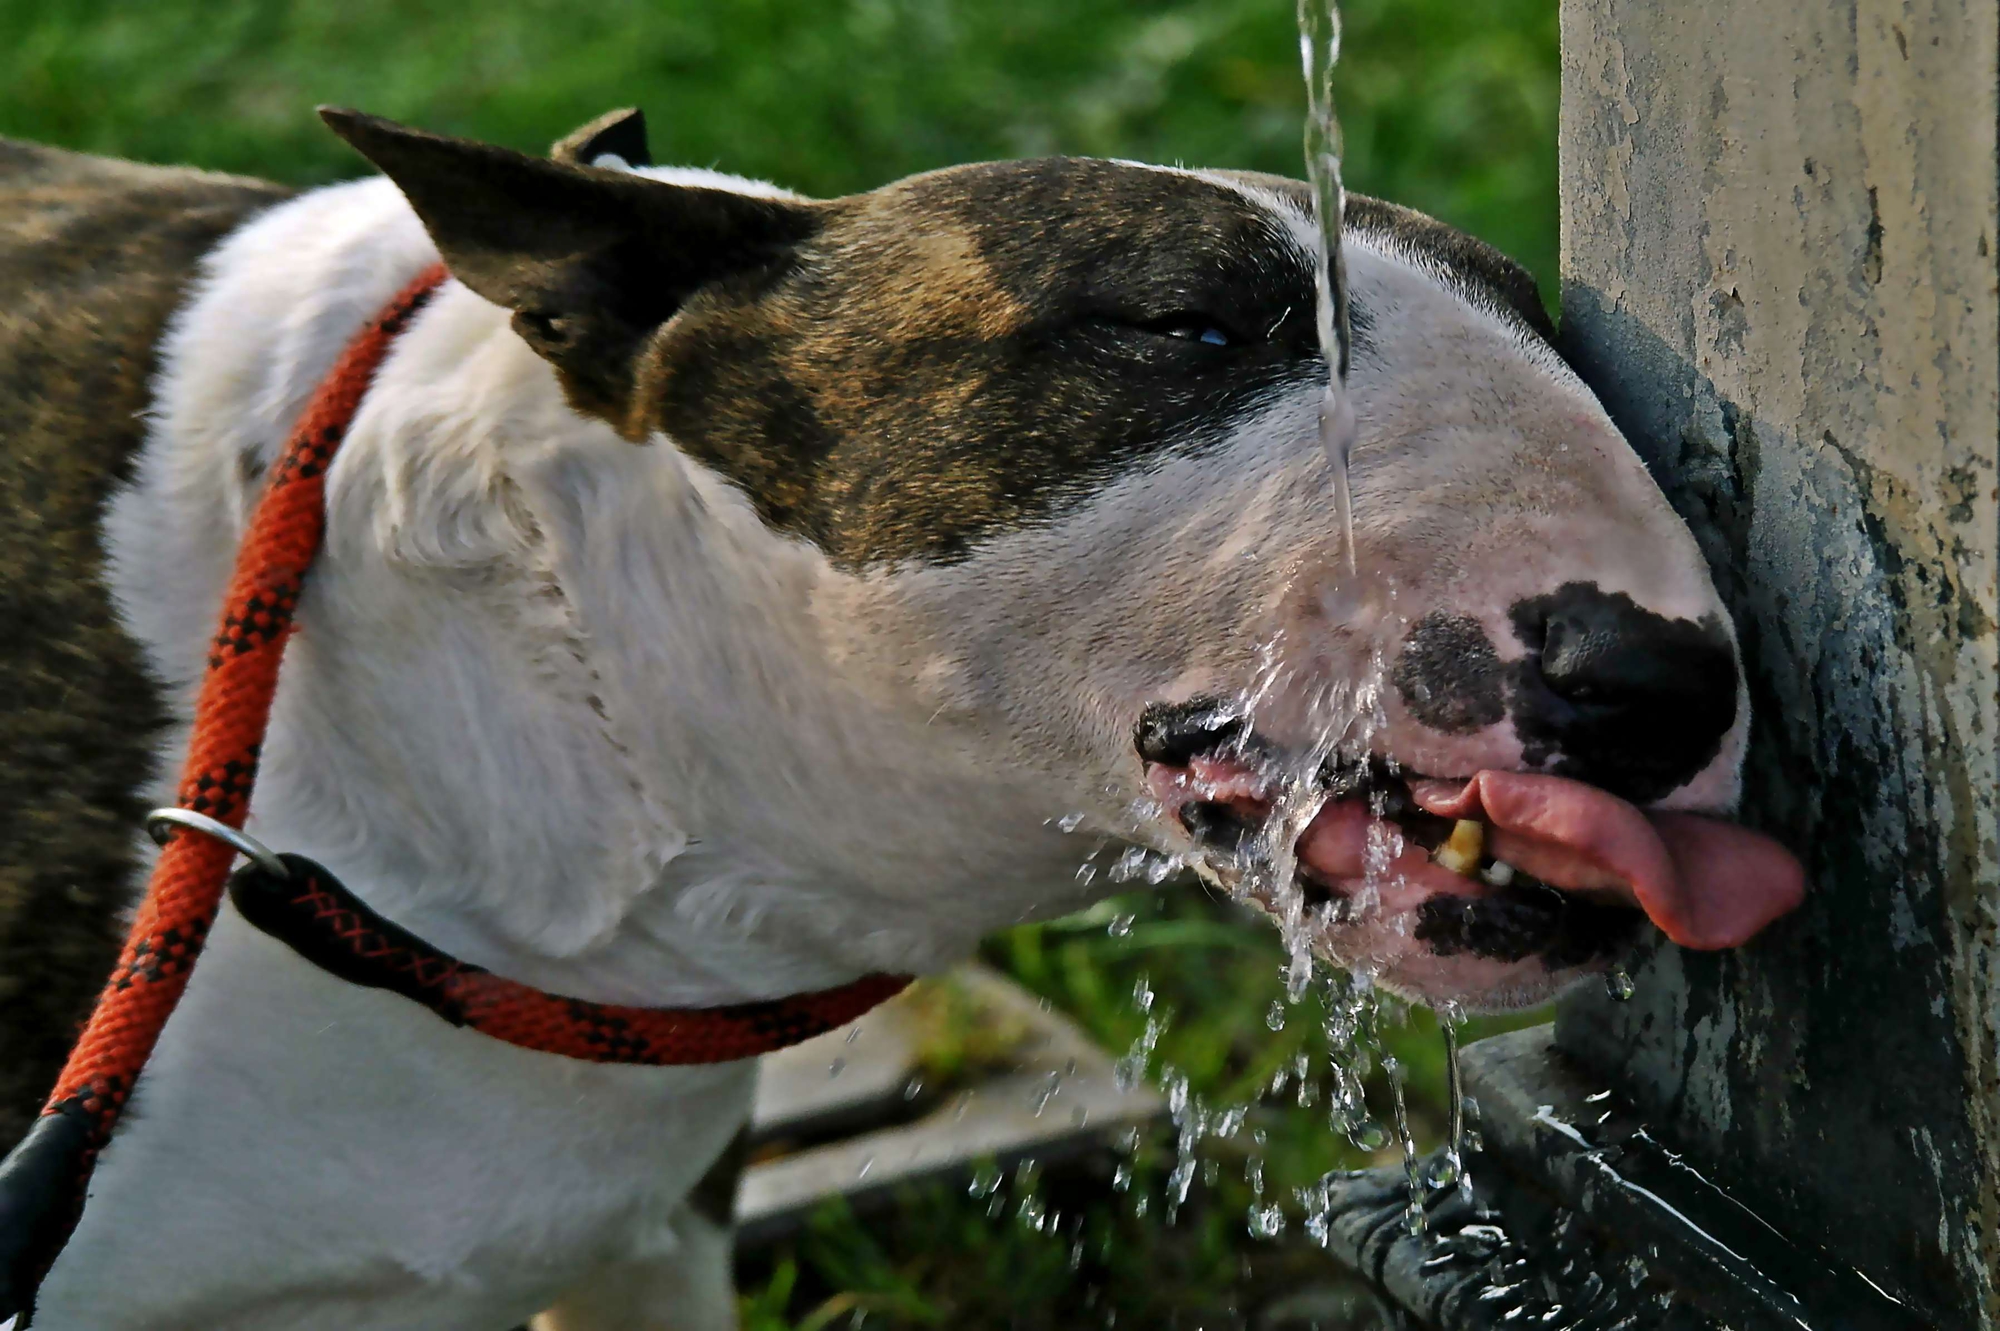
[3,1,1560,1322]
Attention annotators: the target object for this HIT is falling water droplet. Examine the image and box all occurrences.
[1607,965,1636,1001]
[1286,951,1314,1004]
[1432,1007,1470,1197]
[1107,913,1135,938]
[827,1057,846,1079]
[1266,1000,1287,1031]
[1032,1070,1062,1117]
[1016,1193,1048,1231]
[1248,1203,1287,1239]
[1348,1119,1387,1151]
[1384,1055,1424,1233]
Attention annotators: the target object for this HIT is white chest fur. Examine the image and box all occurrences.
[35,908,754,1329]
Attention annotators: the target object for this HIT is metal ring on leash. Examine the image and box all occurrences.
[144,808,291,880]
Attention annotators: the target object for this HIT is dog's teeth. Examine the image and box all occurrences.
[1480,859,1517,887]
[1434,819,1485,877]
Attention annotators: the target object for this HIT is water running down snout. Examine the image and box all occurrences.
[1134,699,1806,969]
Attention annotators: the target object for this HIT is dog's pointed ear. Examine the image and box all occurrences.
[319,107,818,437]
[550,107,651,169]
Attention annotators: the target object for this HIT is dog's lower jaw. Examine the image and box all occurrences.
[32,908,754,1331]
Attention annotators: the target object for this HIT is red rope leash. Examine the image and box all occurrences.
[44,265,451,1160]
[0,264,907,1312]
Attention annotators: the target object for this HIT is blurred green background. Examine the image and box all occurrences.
[0,0,1559,299]
[1,1,1559,1324]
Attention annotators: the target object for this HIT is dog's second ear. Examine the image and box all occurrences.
[320,107,818,437]
[550,107,651,169]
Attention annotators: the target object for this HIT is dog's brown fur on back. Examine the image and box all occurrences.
[0,141,289,1145]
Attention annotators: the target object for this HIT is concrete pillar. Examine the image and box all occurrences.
[1554,1,1998,1325]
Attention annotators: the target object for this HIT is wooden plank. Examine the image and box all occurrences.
[736,964,1163,1245]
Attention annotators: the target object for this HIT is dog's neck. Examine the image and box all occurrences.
[107,176,1089,1006]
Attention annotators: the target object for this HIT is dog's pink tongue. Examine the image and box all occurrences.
[1409,771,1806,950]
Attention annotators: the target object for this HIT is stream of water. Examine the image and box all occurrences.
[1042,0,1475,1276]
[1298,0,1359,578]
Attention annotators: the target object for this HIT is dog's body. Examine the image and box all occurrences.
[0,114,1803,1329]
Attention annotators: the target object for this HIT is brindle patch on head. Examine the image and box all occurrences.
[342,119,1566,574]
[643,158,1329,568]
[0,139,292,1145]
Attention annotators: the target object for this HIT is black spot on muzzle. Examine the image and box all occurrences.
[1390,613,1506,733]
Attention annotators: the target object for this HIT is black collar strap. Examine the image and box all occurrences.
[229,854,911,1065]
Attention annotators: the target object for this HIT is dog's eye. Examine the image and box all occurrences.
[1140,314,1235,347]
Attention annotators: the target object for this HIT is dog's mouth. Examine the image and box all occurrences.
[1134,699,1805,996]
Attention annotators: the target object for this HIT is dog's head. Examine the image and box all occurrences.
[326,109,1803,1011]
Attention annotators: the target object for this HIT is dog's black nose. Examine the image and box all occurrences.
[1509,582,1739,804]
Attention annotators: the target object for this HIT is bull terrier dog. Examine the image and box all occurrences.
[0,106,1803,1329]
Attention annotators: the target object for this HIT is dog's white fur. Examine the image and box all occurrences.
[34,157,1740,1327]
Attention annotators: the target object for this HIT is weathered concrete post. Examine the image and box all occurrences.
[1319,3,1997,1327]
[1554,0,1997,1324]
